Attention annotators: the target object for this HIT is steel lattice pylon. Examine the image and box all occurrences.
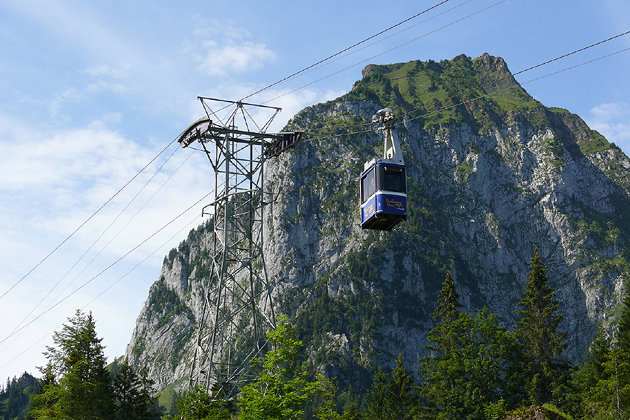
[176,97,301,399]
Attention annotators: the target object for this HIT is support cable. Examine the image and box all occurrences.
[0,137,181,303]
[0,213,202,370]
[298,30,630,139]
[0,191,211,347]
[263,0,508,106]
[238,0,454,104]
[0,147,193,353]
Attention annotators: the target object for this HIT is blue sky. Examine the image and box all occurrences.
[1,0,629,381]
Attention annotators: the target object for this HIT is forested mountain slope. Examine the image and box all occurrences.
[124,53,630,391]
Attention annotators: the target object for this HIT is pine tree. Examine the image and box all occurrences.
[365,357,417,420]
[580,285,630,417]
[432,272,463,330]
[166,385,232,420]
[364,369,389,420]
[514,248,567,406]
[113,358,163,420]
[30,310,114,420]
[387,357,417,420]
[617,282,630,355]
[420,273,515,419]
[419,271,466,419]
[568,326,611,417]
[341,402,362,420]
[364,356,418,420]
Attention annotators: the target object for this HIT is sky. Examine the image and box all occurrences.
[1,0,629,381]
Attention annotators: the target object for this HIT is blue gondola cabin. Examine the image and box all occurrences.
[360,159,407,230]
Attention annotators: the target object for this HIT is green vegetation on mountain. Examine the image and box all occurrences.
[119,53,630,418]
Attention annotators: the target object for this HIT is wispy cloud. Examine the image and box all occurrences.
[197,41,277,76]
[0,112,213,377]
[587,102,630,153]
[187,17,276,77]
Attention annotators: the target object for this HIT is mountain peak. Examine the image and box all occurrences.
[125,53,630,394]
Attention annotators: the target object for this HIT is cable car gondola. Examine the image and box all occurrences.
[360,108,407,231]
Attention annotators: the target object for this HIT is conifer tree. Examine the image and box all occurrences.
[419,271,465,419]
[113,358,163,420]
[165,385,232,420]
[341,402,362,420]
[30,310,114,420]
[580,285,630,417]
[616,282,630,355]
[364,369,389,420]
[568,326,611,417]
[513,248,567,406]
[420,273,515,419]
[364,357,417,420]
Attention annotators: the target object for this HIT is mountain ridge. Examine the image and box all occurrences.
[123,53,630,392]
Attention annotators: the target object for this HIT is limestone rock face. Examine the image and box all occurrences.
[124,54,630,391]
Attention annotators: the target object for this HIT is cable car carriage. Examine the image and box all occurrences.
[360,109,407,231]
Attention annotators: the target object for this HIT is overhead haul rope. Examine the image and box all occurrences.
[263,0,509,106]
[0,136,182,304]
[263,0,477,90]
[0,213,203,369]
[0,191,212,348]
[0,0,457,356]
[300,45,630,144]
[205,0,458,119]
[297,30,630,141]
[1,146,193,352]
[238,0,454,104]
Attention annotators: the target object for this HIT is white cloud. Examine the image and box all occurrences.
[193,81,347,132]
[586,102,630,155]
[0,116,213,380]
[49,88,85,116]
[186,17,276,77]
[196,40,276,76]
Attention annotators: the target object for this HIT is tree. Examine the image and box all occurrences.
[576,285,630,418]
[364,357,417,420]
[30,310,113,420]
[432,272,463,331]
[419,272,466,418]
[341,402,362,420]
[419,273,515,419]
[238,315,328,420]
[568,326,611,417]
[513,248,567,406]
[113,358,163,420]
[165,385,232,420]
[0,372,38,420]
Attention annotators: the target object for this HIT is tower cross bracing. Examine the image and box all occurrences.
[177,97,301,398]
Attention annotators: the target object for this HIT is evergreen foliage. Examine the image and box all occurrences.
[28,310,166,420]
[570,285,630,418]
[364,357,417,420]
[11,258,630,420]
[512,248,568,406]
[112,359,163,420]
[0,372,38,420]
[419,272,516,419]
[30,310,114,420]
[164,385,233,420]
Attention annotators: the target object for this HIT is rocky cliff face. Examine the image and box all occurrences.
[124,53,630,391]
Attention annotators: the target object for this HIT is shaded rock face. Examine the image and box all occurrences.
[124,54,630,392]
